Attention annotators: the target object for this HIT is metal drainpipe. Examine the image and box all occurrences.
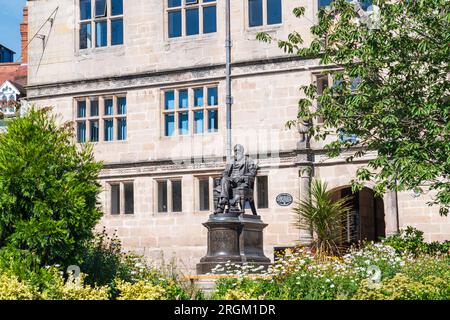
[225,0,233,162]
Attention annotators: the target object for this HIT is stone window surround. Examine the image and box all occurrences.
[154,177,184,214]
[106,180,135,216]
[194,173,270,213]
[312,72,331,125]
[164,0,218,41]
[74,93,127,143]
[160,83,220,138]
[245,0,283,31]
[77,0,124,51]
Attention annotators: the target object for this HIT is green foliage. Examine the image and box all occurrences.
[260,0,450,215]
[114,279,169,300]
[212,239,450,300]
[293,179,353,256]
[0,107,103,267]
[0,273,38,300]
[354,273,450,300]
[383,227,450,256]
[79,228,135,288]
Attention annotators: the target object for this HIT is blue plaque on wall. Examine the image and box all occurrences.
[276,193,293,206]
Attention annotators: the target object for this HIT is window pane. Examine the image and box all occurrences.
[77,101,87,118]
[90,99,99,116]
[158,181,168,212]
[111,0,123,15]
[80,23,92,49]
[80,0,91,20]
[194,111,204,134]
[95,0,107,17]
[179,90,188,109]
[172,180,182,212]
[165,114,175,136]
[168,11,182,38]
[267,0,282,25]
[111,19,124,45]
[208,109,218,132]
[360,0,373,10]
[178,112,189,135]
[203,5,217,34]
[105,99,113,115]
[117,97,127,114]
[186,8,199,36]
[199,179,210,211]
[207,87,218,106]
[257,176,268,209]
[165,91,175,110]
[249,0,263,27]
[117,118,127,140]
[124,182,134,214]
[90,120,99,142]
[194,88,203,107]
[168,0,181,8]
[111,184,120,215]
[96,21,107,47]
[318,0,333,8]
[104,119,114,141]
[77,122,86,143]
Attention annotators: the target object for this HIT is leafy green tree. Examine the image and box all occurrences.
[0,107,103,267]
[259,0,450,215]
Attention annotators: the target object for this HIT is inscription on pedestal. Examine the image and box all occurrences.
[210,230,237,253]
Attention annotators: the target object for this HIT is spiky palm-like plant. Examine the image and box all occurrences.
[294,179,353,257]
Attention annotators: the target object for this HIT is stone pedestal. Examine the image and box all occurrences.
[197,214,271,274]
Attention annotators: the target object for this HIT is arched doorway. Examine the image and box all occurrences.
[331,186,386,243]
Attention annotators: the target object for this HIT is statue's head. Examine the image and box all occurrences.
[233,144,244,161]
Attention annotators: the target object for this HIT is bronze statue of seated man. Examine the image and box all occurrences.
[214,144,258,215]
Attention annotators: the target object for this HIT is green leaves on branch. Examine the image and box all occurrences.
[267,0,450,215]
[0,107,103,267]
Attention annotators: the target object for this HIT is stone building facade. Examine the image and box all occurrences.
[25,0,449,273]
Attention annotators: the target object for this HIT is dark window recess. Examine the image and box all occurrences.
[90,99,99,116]
[124,183,134,214]
[80,0,92,20]
[203,5,217,33]
[95,0,107,17]
[267,0,282,25]
[111,0,123,16]
[168,11,182,38]
[318,0,333,8]
[172,180,182,212]
[111,19,124,45]
[186,8,199,36]
[158,181,168,213]
[111,184,120,215]
[90,121,99,142]
[249,0,263,27]
[257,176,269,209]
[199,179,210,211]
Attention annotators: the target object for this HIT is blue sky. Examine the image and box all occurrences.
[0,0,27,61]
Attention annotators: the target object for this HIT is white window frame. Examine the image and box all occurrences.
[75,93,127,143]
[77,0,124,50]
[161,84,220,137]
[165,0,217,40]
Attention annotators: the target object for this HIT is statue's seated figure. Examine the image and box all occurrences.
[214,144,258,215]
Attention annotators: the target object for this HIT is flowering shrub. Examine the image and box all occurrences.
[212,242,450,300]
